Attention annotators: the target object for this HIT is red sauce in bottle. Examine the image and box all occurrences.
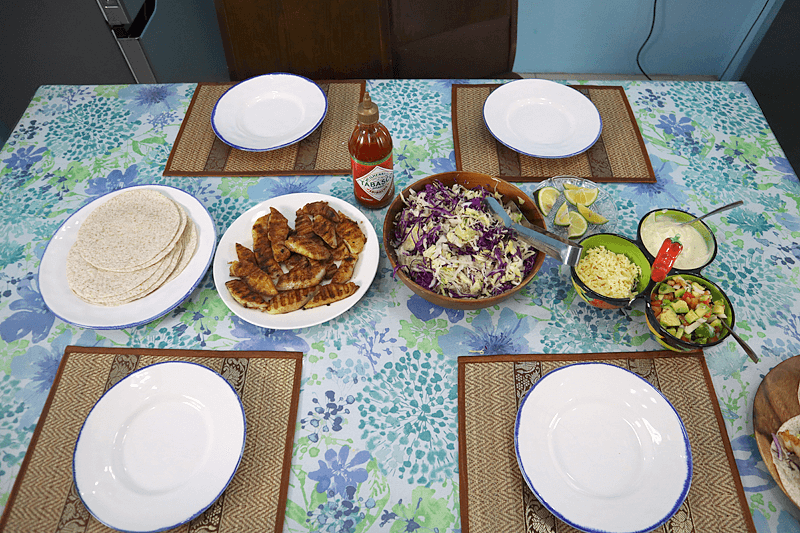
[349,92,394,209]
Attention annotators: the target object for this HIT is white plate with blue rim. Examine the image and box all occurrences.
[483,79,602,158]
[73,361,246,533]
[38,184,216,330]
[211,73,327,151]
[515,362,692,533]
[212,192,379,330]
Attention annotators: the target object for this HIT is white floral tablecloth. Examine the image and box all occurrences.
[1,79,799,532]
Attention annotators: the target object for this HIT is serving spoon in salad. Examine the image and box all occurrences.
[485,196,583,266]
[719,320,759,363]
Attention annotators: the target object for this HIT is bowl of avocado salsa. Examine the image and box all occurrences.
[644,273,734,352]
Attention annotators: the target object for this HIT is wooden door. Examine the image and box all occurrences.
[213,0,517,81]
[213,0,393,81]
[388,0,517,78]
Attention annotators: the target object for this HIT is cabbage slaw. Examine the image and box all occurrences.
[391,180,540,299]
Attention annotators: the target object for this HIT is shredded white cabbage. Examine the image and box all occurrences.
[392,182,539,299]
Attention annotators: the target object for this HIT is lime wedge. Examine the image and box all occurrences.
[564,187,599,207]
[562,182,582,190]
[577,203,609,224]
[567,212,588,239]
[553,202,571,226]
[536,186,560,217]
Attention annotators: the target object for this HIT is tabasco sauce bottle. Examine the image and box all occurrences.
[349,92,394,208]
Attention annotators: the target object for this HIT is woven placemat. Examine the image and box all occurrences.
[163,80,365,177]
[0,346,303,533]
[452,84,657,183]
[458,350,755,533]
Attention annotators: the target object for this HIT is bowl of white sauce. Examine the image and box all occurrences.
[637,208,718,273]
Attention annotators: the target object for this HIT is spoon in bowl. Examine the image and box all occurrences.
[718,320,759,363]
[679,200,743,227]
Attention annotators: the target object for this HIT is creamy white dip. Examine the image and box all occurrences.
[641,218,712,270]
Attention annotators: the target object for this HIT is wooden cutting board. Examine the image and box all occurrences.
[753,354,800,505]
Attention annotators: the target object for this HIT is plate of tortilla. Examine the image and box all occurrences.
[39,185,216,329]
[753,354,800,508]
[212,193,378,330]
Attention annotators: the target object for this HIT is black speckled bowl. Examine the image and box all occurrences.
[644,273,734,352]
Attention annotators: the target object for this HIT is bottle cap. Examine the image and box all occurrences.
[357,92,379,124]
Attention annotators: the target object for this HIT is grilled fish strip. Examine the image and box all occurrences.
[236,242,257,264]
[266,287,317,314]
[304,282,359,309]
[313,215,338,248]
[230,260,278,296]
[268,207,291,262]
[336,211,366,254]
[294,210,315,237]
[331,255,358,284]
[303,201,340,222]
[276,262,326,290]
[284,253,309,272]
[330,242,350,261]
[285,234,332,260]
[226,279,269,310]
[252,214,273,269]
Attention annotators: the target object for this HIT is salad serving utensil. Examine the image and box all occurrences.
[718,319,759,363]
[678,200,743,227]
[485,196,583,266]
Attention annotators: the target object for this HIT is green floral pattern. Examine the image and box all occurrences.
[0,79,798,532]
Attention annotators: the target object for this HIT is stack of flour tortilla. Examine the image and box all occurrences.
[66,189,198,306]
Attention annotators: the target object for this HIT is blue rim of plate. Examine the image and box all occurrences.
[514,362,693,533]
[483,79,602,158]
[210,73,328,152]
[72,361,246,533]
[38,184,216,330]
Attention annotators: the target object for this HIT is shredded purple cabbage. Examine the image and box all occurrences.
[391,180,539,299]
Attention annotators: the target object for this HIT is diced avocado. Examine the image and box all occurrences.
[695,323,713,339]
[685,310,699,324]
[712,302,726,315]
[658,309,682,328]
[675,326,685,340]
[709,319,721,329]
[674,288,686,298]
[658,283,675,294]
[667,327,677,337]
[695,303,711,317]
[691,282,706,295]
[671,299,690,314]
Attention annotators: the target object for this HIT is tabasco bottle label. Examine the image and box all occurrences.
[352,153,394,202]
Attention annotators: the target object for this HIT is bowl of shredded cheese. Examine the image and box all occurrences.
[570,233,652,309]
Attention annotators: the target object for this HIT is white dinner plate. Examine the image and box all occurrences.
[484,79,602,158]
[515,362,692,533]
[211,73,327,151]
[39,185,216,330]
[73,362,246,533]
[534,176,618,238]
[213,193,378,330]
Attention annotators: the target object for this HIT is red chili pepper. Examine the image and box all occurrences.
[651,236,683,282]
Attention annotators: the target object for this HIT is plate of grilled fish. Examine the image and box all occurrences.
[213,193,379,329]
